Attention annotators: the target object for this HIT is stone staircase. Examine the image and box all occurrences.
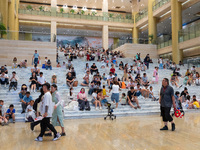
[0,52,199,122]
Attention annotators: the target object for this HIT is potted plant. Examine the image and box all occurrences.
[60,8,64,13]
[0,23,7,38]
[148,34,154,43]
[26,5,32,10]
[109,13,114,18]
[81,10,85,15]
[39,6,44,11]
[70,9,75,14]
[91,11,97,16]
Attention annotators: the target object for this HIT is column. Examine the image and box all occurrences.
[102,0,108,12]
[148,0,157,44]
[51,21,57,42]
[102,25,108,50]
[8,0,15,40]
[51,0,57,16]
[171,0,182,64]
[0,0,8,39]
[132,12,139,44]
[14,0,19,40]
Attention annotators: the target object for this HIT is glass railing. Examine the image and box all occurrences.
[18,9,134,24]
[135,9,148,23]
[157,40,172,49]
[0,30,55,42]
[179,22,200,43]
[153,0,170,11]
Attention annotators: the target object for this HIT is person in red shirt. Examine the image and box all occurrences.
[110,64,115,74]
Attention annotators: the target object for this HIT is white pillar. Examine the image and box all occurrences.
[102,25,108,50]
[51,0,57,16]
[51,0,57,7]
[102,0,108,12]
[51,21,57,42]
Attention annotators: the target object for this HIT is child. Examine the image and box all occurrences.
[0,100,8,126]
[6,104,15,123]
[120,93,127,105]
[149,86,157,101]
[102,85,108,97]
[51,74,57,84]
[25,100,36,122]
[192,95,199,109]
[174,91,182,109]
[102,73,107,81]
[57,62,61,68]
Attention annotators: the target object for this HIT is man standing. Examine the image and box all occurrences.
[32,50,40,66]
[35,83,60,142]
[144,54,150,69]
[159,78,176,131]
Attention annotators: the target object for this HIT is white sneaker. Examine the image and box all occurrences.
[35,137,43,142]
[52,133,61,141]
[95,108,98,110]
[99,107,102,110]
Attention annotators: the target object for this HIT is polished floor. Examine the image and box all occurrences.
[1,113,200,150]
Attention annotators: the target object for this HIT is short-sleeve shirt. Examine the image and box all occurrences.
[19,93,26,99]
[0,74,9,81]
[30,76,37,84]
[39,92,54,118]
[110,68,115,74]
[66,76,74,81]
[34,53,39,59]
[91,65,97,70]
[142,77,148,83]
[23,95,33,103]
[127,91,136,101]
[6,108,15,114]
[160,85,174,107]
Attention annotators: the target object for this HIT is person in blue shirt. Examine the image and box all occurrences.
[32,50,40,66]
[6,104,15,123]
[21,91,33,114]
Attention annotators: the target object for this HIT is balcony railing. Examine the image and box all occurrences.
[135,8,148,23]
[157,40,172,49]
[153,0,170,11]
[18,9,134,24]
[179,22,200,43]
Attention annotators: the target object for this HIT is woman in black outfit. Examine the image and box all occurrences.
[29,72,37,92]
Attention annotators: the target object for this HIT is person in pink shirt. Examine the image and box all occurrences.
[152,67,159,84]
[77,88,90,111]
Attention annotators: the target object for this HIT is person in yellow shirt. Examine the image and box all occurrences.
[192,95,199,109]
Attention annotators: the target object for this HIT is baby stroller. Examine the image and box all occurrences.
[104,103,116,120]
[172,99,185,117]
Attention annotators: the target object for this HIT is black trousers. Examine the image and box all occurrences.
[37,83,42,90]
[161,107,173,122]
[39,117,57,137]
[9,82,17,88]
[90,69,98,75]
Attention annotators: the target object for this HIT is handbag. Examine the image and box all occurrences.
[73,81,78,87]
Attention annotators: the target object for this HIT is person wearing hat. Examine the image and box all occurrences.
[9,71,18,91]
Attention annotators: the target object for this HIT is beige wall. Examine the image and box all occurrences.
[0,40,56,67]
[113,43,158,59]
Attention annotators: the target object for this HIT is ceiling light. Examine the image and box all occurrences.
[139,24,148,29]
[73,6,77,9]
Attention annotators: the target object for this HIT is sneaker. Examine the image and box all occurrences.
[9,87,11,91]
[44,133,52,136]
[61,132,66,136]
[1,122,5,126]
[4,84,6,88]
[35,137,43,142]
[172,123,175,131]
[160,126,168,131]
[30,122,34,131]
[21,110,25,114]
[95,108,98,110]
[99,107,102,110]
[52,133,61,141]
[14,87,17,91]
[13,120,15,123]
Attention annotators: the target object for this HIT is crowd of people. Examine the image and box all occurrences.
[0,44,200,140]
